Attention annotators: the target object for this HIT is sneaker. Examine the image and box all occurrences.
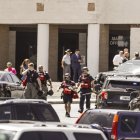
[78,109,83,113]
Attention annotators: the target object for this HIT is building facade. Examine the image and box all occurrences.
[0,0,140,81]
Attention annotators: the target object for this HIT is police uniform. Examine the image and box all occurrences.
[60,80,75,104]
[78,74,94,112]
[24,70,39,99]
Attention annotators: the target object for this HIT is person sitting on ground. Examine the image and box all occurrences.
[4,62,17,75]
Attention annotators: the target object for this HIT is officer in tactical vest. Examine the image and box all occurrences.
[58,73,76,117]
[22,63,42,99]
[77,67,94,113]
[38,65,53,99]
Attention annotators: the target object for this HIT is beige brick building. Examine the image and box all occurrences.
[0,0,140,81]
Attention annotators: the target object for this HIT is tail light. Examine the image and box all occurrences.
[111,114,119,140]
[101,91,108,99]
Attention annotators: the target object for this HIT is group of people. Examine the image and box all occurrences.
[61,49,82,83]
[113,49,140,69]
[59,67,94,117]
[4,59,53,100]
[61,49,95,117]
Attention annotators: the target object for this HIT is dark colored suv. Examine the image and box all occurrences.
[96,76,140,109]
[76,109,140,140]
[0,99,60,122]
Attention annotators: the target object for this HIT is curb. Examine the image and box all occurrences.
[47,99,96,104]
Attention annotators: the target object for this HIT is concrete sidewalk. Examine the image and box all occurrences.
[47,82,96,104]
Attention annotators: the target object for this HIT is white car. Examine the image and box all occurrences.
[0,121,107,140]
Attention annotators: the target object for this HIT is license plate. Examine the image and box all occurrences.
[120,96,130,101]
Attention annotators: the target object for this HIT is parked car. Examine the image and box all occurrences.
[94,60,140,92]
[96,76,140,109]
[0,99,60,122]
[0,121,108,140]
[0,71,24,98]
[76,109,140,140]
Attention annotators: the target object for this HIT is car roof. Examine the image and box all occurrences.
[106,76,140,82]
[86,109,123,114]
[0,121,104,134]
[0,99,49,105]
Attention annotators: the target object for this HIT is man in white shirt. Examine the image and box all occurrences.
[113,51,123,69]
[61,49,72,80]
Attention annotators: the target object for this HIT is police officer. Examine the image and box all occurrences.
[58,73,76,117]
[22,63,42,99]
[77,67,94,113]
[38,65,53,99]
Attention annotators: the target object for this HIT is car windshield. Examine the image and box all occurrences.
[0,73,6,81]
[106,80,140,90]
[0,130,16,140]
[77,111,114,128]
[116,60,140,72]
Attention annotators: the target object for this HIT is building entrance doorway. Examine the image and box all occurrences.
[58,32,79,81]
[16,31,37,77]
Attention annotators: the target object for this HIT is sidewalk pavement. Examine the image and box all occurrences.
[47,82,96,104]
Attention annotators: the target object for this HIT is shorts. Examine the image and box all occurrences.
[63,94,73,104]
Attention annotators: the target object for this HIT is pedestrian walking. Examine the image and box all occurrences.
[132,52,140,60]
[20,58,30,80]
[71,49,82,83]
[61,49,72,80]
[4,62,17,75]
[38,65,53,100]
[22,62,42,99]
[58,73,76,117]
[112,50,123,69]
[77,67,94,113]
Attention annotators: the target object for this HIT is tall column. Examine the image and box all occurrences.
[87,24,100,78]
[37,24,49,71]
[130,26,140,59]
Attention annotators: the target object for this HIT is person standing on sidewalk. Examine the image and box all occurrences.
[20,58,30,80]
[38,65,53,100]
[77,67,94,113]
[4,62,17,75]
[58,73,76,117]
[71,49,82,83]
[22,63,42,99]
[61,49,72,80]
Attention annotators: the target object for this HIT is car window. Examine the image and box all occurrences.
[14,104,37,121]
[120,115,138,133]
[10,74,20,83]
[0,74,7,81]
[14,104,60,122]
[77,111,114,128]
[5,74,13,83]
[74,133,104,140]
[0,105,12,120]
[19,131,67,140]
[106,80,140,90]
[31,104,60,122]
[0,130,16,140]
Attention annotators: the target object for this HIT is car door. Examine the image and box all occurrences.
[9,73,24,98]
